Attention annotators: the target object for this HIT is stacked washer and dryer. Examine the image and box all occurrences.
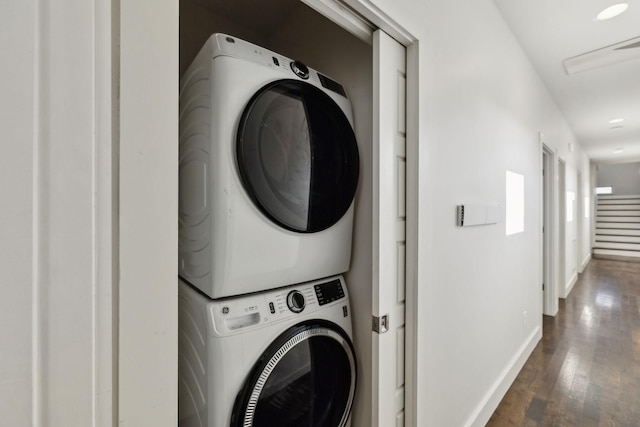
[178,34,361,427]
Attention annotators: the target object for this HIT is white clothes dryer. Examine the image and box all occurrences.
[178,276,357,427]
[179,34,360,299]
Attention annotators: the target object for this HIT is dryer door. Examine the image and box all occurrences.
[237,79,359,233]
[231,321,357,427]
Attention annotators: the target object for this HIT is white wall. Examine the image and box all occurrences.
[578,154,592,273]
[365,0,589,425]
[563,162,579,292]
[596,162,640,195]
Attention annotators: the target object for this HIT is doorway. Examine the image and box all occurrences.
[542,145,557,316]
[117,0,420,425]
[175,1,415,426]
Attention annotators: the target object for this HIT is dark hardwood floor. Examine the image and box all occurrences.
[487,258,640,426]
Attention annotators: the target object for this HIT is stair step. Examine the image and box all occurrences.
[593,248,640,258]
[596,210,640,216]
[597,216,640,223]
[596,228,640,237]
[596,222,640,230]
[597,204,640,211]
[597,195,640,201]
[598,200,640,206]
[595,235,640,244]
[593,241,640,251]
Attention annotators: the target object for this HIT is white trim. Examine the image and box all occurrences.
[576,171,583,280]
[404,40,420,427]
[557,158,567,306]
[464,326,542,427]
[301,0,374,44]
[94,0,114,424]
[32,0,43,424]
[342,0,415,45]
[542,143,558,316]
[118,0,179,424]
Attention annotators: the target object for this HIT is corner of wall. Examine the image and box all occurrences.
[564,272,578,298]
[465,326,542,427]
[579,253,591,273]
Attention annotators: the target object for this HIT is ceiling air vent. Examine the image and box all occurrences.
[563,36,640,75]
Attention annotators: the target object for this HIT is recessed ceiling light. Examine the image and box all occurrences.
[608,118,625,124]
[596,3,629,21]
[610,125,624,130]
[613,147,624,154]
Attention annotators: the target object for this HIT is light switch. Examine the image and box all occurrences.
[457,204,500,227]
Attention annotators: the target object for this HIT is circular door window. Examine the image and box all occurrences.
[237,80,359,233]
[231,321,357,427]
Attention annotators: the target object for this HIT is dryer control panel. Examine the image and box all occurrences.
[208,276,348,336]
[211,33,347,98]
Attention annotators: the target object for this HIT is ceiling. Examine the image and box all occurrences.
[494,0,640,164]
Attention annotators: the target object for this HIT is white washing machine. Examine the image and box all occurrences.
[179,33,360,299]
[178,276,357,427]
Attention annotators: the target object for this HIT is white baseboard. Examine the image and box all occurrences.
[564,272,578,298]
[464,326,542,427]
[579,253,591,273]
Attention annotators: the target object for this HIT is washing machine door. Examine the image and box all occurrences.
[231,321,357,427]
[237,79,359,233]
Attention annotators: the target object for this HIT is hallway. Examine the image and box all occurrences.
[487,259,640,426]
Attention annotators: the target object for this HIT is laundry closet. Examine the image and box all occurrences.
[178,0,381,425]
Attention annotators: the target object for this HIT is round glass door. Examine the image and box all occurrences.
[231,321,357,427]
[237,79,359,233]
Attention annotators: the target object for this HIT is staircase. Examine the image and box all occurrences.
[594,195,640,260]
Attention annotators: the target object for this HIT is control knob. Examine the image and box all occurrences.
[286,290,306,313]
[290,60,309,79]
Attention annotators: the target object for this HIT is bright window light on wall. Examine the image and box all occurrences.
[505,171,524,236]
[567,191,575,222]
[595,186,612,195]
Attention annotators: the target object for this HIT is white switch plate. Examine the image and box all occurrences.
[457,204,500,227]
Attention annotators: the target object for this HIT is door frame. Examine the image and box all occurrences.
[541,143,558,316]
[576,171,584,273]
[117,0,421,426]
[557,158,567,299]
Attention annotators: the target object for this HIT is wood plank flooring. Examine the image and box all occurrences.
[487,258,640,426]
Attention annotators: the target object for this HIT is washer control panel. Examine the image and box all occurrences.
[210,276,347,335]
